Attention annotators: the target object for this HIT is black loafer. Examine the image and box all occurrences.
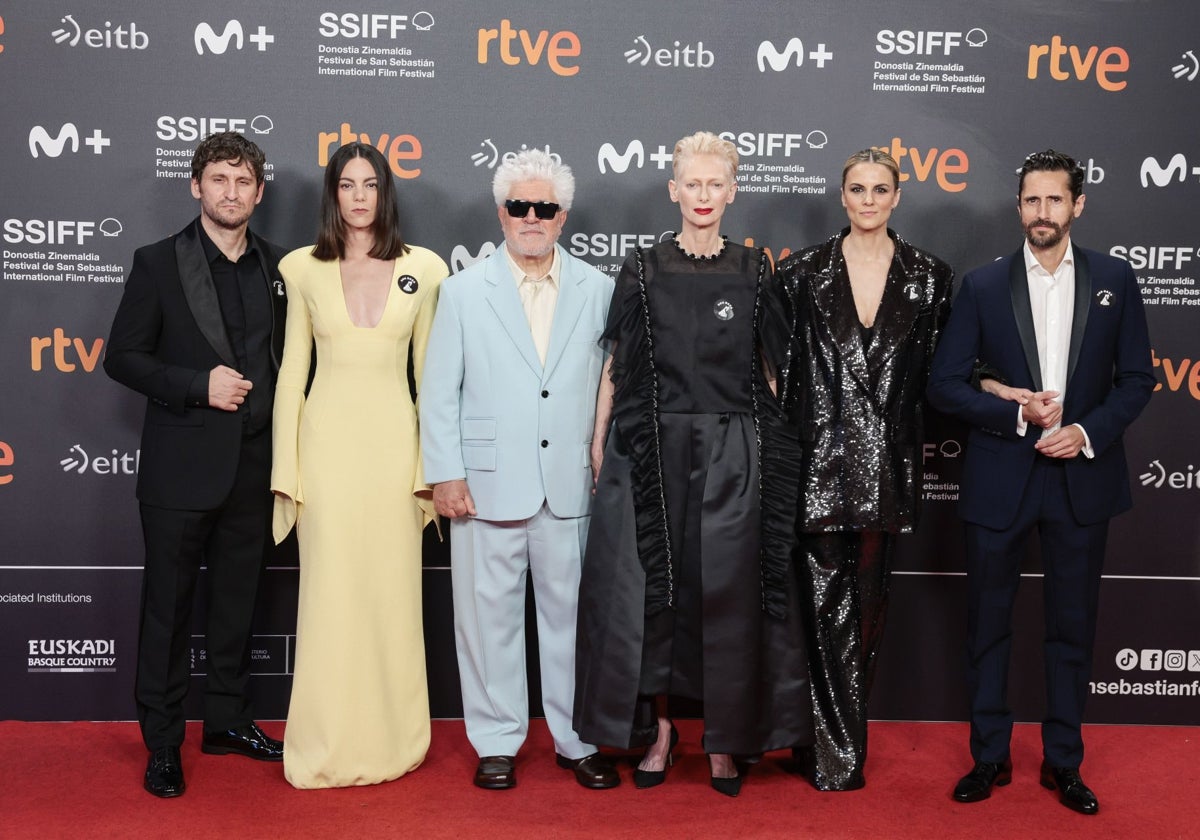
[201,722,283,761]
[144,746,186,798]
[557,752,620,789]
[1040,763,1099,815]
[474,755,517,789]
[952,759,1012,802]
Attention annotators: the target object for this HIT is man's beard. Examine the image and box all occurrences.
[1025,217,1070,249]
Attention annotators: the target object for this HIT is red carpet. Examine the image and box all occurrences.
[1,719,1194,839]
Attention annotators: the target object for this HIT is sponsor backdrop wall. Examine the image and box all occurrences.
[2,1,1198,726]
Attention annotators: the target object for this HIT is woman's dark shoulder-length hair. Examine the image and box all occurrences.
[312,141,410,261]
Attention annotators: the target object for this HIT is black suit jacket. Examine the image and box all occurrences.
[926,244,1154,529]
[105,218,287,510]
[775,228,954,532]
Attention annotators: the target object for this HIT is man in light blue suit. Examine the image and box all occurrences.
[420,149,618,790]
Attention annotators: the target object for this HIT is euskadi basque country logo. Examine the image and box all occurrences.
[624,34,713,69]
[52,14,148,49]
[28,124,110,158]
[470,140,561,170]
[1173,49,1199,81]
[757,37,833,72]
[1140,154,1200,188]
[194,19,274,55]
[28,639,116,673]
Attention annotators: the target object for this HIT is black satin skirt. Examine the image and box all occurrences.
[574,411,812,755]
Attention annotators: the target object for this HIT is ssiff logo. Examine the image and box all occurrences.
[194,20,274,55]
[477,19,580,77]
[28,124,110,157]
[757,38,833,72]
[1027,36,1129,91]
[1140,154,1200,188]
[51,14,148,49]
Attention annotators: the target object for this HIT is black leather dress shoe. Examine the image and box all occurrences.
[144,746,186,798]
[1040,763,1099,815]
[475,755,517,789]
[201,722,283,761]
[952,759,1012,802]
[557,752,620,789]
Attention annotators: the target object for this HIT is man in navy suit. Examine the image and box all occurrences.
[927,150,1154,815]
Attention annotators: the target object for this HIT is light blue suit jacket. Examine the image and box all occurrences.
[420,244,613,521]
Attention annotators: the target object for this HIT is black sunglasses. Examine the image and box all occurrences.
[505,199,561,220]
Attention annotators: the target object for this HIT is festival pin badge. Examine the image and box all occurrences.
[398,275,419,294]
[903,282,922,302]
[713,299,734,320]
[1096,289,1114,306]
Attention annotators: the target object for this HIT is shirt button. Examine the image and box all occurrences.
[541,440,549,448]
[541,390,549,398]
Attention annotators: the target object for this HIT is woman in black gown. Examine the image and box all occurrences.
[774,148,954,790]
[573,131,811,797]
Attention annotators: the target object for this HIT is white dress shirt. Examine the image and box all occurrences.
[505,244,560,367]
[1015,238,1093,457]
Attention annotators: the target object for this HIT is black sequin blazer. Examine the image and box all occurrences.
[774,228,953,533]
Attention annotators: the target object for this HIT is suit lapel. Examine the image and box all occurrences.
[175,220,237,367]
[250,232,287,369]
[484,249,543,376]
[1007,251,1042,391]
[863,235,923,382]
[1065,244,1091,389]
[542,247,585,382]
[812,233,872,395]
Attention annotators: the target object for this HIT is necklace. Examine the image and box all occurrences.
[672,234,727,261]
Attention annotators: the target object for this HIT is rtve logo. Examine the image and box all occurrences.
[875,29,987,56]
[0,440,13,486]
[28,124,110,158]
[757,38,833,72]
[1140,154,1200,188]
[625,35,713,69]
[1148,349,1200,399]
[1026,36,1129,91]
[874,137,968,193]
[596,140,674,174]
[0,15,6,55]
[30,329,104,373]
[319,123,421,179]
[194,20,274,55]
[477,19,580,77]
[51,14,148,49]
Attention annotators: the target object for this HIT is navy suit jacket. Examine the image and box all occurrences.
[926,244,1154,529]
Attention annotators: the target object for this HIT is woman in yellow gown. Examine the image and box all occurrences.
[271,142,448,788]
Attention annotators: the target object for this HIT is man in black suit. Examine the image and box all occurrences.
[927,150,1154,815]
[105,132,288,797]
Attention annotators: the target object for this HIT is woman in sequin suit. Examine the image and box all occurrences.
[774,148,954,790]
[573,132,812,797]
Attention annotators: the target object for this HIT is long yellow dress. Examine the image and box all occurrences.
[270,245,447,788]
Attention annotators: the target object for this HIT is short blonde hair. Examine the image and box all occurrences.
[672,131,738,180]
[842,148,901,188]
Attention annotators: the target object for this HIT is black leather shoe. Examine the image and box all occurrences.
[144,746,185,798]
[557,752,620,789]
[201,722,283,762]
[474,755,517,789]
[952,759,1012,802]
[633,722,678,789]
[709,756,745,798]
[1040,763,1099,815]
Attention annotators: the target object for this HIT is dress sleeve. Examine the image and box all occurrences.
[410,251,450,533]
[270,256,313,544]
